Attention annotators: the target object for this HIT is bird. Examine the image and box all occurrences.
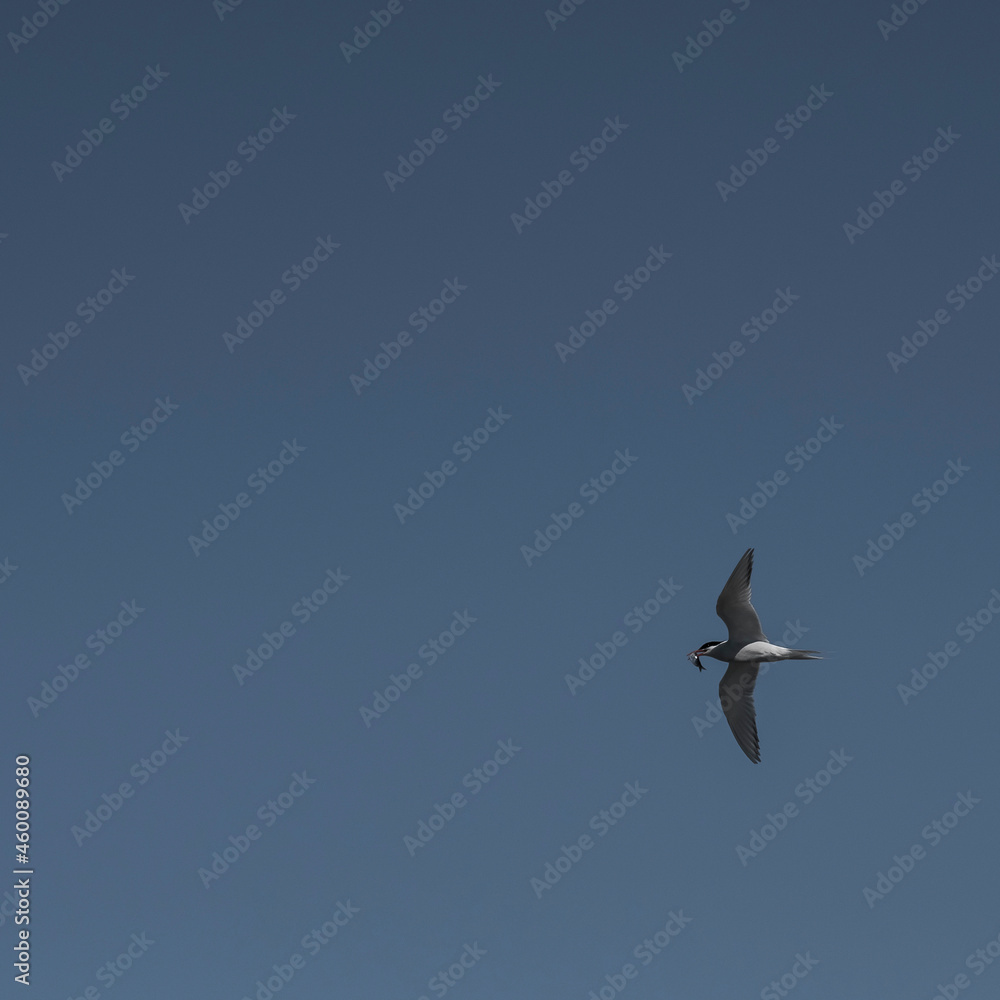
[687,548,822,763]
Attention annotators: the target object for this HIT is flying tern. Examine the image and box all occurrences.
[688,548,822,763]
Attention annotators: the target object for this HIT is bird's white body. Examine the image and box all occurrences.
[719,640,811,662]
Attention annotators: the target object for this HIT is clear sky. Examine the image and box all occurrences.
[4,0,1000,997]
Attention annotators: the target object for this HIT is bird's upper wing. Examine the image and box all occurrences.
[716,547,766,644]
[719,661,761,763]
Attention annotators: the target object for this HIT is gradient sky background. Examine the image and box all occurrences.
[4,0,1000,997]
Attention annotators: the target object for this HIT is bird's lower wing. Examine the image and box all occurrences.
[719,661,761,763]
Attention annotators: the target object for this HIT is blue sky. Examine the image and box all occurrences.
[4,0,1000,996]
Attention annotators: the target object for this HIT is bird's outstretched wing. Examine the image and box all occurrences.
[719,661,761,763]
[716,548,766,644]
